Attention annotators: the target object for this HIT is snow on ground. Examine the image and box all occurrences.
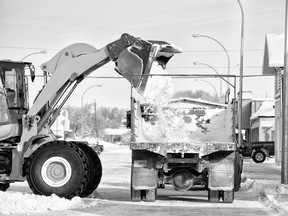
[241,158,288,215]
[0,192,97,215]
[2,142,288,215]
[241,177,288,214]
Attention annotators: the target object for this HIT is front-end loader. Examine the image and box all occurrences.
[0,33,180,198]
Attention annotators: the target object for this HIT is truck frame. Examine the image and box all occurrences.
[128,74,242,203]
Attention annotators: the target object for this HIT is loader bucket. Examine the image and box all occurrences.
[114,37,181,94]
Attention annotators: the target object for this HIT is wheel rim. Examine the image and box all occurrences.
[255,153,264,161]
[41,157,72,187]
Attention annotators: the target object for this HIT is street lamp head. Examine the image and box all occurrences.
[20,50,48,61]
[193,62,200,65]
[192,34,201,38]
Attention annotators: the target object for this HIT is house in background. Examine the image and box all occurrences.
[250,101,275,142]
[104,127,130,144]
[262,33,284,165]
[240,91,275,144]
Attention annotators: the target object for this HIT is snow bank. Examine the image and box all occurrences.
[241,176,288,214]
[0,191,96,215]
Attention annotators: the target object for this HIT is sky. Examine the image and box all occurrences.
[0,0,285,109]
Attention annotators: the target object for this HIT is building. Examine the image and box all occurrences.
[241,91,275,143]
[104,127,130,144]
[262,33,283,165]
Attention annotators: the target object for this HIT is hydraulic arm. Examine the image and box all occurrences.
[0,33,181,199]
[28,33,180,134]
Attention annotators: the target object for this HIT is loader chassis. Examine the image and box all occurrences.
[0,33,180,198]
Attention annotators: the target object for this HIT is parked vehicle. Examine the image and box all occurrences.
[242,141,275,163]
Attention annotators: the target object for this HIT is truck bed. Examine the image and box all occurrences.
[130,141,236,157]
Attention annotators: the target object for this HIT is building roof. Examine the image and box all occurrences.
[262,33,284,75]
[168,97,227,109]
[250,101,275,120]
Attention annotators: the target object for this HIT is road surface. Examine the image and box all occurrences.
[8,141,279,216]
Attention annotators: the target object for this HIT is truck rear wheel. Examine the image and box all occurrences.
[26,141,89,199]
[145,189,157,202]
[131,187,142,201]
[222,190,234,203]
[208,190,220,203]
[75,142,102,197]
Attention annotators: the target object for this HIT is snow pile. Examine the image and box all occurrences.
[187,108,232,142]
[0,191,96,215]
[143,62,174,105]
[241,176,288,214]
[141,65,232,142]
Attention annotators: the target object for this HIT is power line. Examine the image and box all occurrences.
[29,74,273,78]
[0,45,263,53]
[182,49,263,53]
[0,46,58,51]
[32,65,264,69]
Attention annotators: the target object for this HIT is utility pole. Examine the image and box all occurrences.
[94,99,99,144]
[282,0,288,184]
[237,0,244,148]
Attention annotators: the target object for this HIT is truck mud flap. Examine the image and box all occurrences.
[208,151,235,191]
[132,168,157,190]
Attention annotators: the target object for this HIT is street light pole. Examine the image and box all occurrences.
[193,62,222,102]
[20,50,47,61]
[237,0,245,149]
[81,85,102,140]
[281,0,288,184]
[195,79,219,102]
[192,34,230,89]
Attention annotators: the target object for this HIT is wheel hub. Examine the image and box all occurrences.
[255,153,264,161]
[41,157,72,187]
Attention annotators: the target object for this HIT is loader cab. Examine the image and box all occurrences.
[0,60,34,142]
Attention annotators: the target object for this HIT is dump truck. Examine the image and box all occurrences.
[0,33,180,198]
[128,75,242,203]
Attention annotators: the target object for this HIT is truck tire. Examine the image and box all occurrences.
[145,189,157,202]
[208,190,220,203]
[234,151,242,191]
[222,190,234,203]
[75,142,102,197]
[252,151,266,163]
[26,141,89,199]
[131,187,142,202]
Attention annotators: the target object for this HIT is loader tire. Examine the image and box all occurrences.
[0,183,10,191]
[26,141,89,199]
[75,142,102,197]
